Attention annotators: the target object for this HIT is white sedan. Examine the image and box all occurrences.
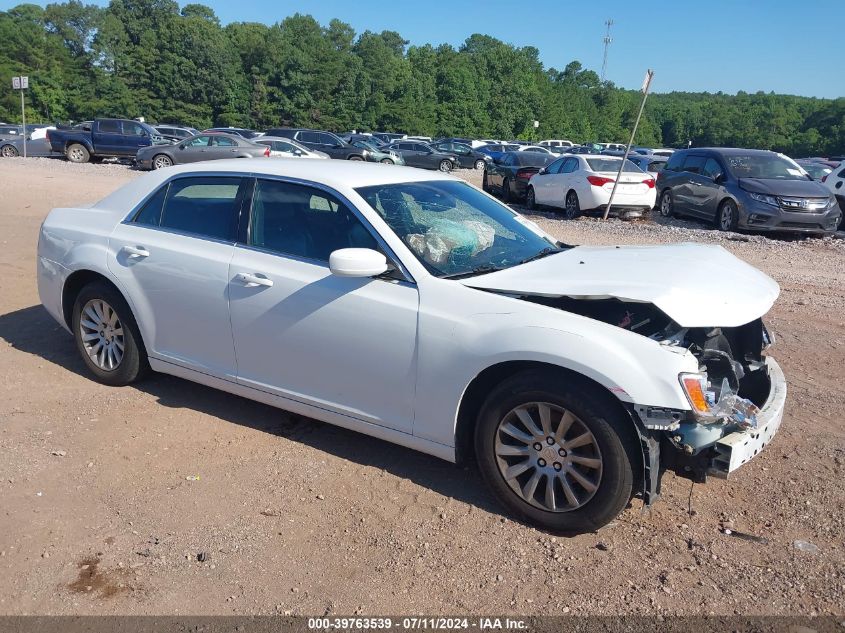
[253,136,329,159]
[527,154,657,218]
[37,159,786,533]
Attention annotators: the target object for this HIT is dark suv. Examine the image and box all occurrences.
[265,128,368,161]
[656,148,841,235]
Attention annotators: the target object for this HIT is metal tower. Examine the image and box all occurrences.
[601,19,614,82]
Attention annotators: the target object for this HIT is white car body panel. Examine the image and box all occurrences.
[36,159,780,466]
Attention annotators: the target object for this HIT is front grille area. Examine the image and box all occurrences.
[778,196,829,213]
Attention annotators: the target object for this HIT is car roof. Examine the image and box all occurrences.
[681,147,778,157]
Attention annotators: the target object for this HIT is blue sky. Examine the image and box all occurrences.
[6,0,843,98]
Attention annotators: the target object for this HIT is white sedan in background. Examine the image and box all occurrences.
[527,154,657,218]
[37,159,785,533]
[253,136,329,159]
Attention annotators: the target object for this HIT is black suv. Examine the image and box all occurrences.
[265,128,368,161]
[656,148,841,235]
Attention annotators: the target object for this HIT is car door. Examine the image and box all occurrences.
[395,142,419,167]
[92,119,123,155]
[554,157,580,205]
[122,121,152,155]
[674,155,708,216]
[208,135,241,159]
[532,157,563,204]
[176,135,213,163]
[107,175,248,379]
[693,158,726,220]
[227,178,419,432]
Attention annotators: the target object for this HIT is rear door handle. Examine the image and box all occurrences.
[235,272,274,287]
[121,245,149,258]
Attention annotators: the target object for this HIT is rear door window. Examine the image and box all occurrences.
[158,177,246,241]
[98,120,121,134]
[682,155,707,174]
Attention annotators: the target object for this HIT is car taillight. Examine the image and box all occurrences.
[587,175,614,187]
[643,178,655,188]
[516,170,534,180]
[263,146,271,157]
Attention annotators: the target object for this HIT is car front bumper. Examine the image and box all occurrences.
[738,198,841,234]
[709,356,787,476]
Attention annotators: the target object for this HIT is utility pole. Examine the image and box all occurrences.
[601,19,614,82]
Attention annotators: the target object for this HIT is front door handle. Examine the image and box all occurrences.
[235,272,274,287]
[121,245,149,258]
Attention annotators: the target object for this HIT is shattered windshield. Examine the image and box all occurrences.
[725,154,809,180]
[356,180,559,278]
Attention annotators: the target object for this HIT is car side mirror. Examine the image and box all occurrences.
[713,172,725,184]
[538,167,546,175]
[293,149,302,156]
[329,248,388,278]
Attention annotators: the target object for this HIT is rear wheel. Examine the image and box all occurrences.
[718,199,739,231]
[66,143,90,164]
[659,189,674,217]
[482,171,491,192]
[72,281,149,386]
[439,159,452,172]
[564,190,580,219]
[1,144,19,158]
[348,155,364,161]
[475,370,638,533]
[474,159,486,171]
[526,186,537,210]
[152,154,173,170]
[380,158,393,164]
[501,178,512,202]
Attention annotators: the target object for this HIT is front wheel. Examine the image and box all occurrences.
[152,154,173,170]
[475,370,638,533]
[526,186,537,210]
[380,158,393,164]
[439,159,452,172]
[659,190,674,217]
[72,281,149,386]
[718,199,739,231]
[66,143,90,164]
[474,159,486,171]
[1,144,19,158]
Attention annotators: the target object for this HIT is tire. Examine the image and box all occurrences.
[72,281,149,386]
[380,158,393,164]
[526,186,537,210]
[66,143,90,164]
[482,172,491,193]
[659,189,675,217]
[474,159,486,171]
[501,178,512,202]
[439,159,452,173]
[152,154,173,170]
[717,199,739,232]
[348,155,364,161]
[1,144,19,158]
[564,190,580,219]
[474,370,639,533]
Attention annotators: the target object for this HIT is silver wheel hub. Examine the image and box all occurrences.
[79,299,125,371]
[494,402,602,513]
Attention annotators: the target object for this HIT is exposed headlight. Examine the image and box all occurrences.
[679,372,758,427]
[749,192,779,207]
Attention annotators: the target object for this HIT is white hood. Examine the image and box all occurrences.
[461,243,779,328]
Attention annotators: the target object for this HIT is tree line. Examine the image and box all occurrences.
[1,1,843,156]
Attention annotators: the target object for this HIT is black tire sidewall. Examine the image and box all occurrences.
[660,190,673,217]
[718,200,738,231]
[501,179,511,202]
[565,192,579,219]
[526,186,536,210]
[475,372,637,533]
[72,281,148,386]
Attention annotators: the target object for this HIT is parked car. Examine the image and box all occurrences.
[470,139,501,148]
[516,145,554,155]
[341,133,387,147]
[348,139,404,165]
[0,124,23,137]
[265,128,368,161]
[822,162,845,229]
[405,135,433,143]
[538,139,574,149]
[527,154,656,219]
[656,148,841,235]
[37,158,787,533]
[384,140,458,171]
[476,143,520,163]
[651,148,676,157]
[203,127,262,139]
[0,128,56,157]
[135,132,270,170]
[48,118,160,163]
[154,125,199,142]
[794,159,833,181]
[565,146,596,155]
[483,151,554,202]
[371,132,406,144]
[431,141,490,170]
[627,154,668,177]
[253,136,329,159]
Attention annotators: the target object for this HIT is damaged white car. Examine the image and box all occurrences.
[37,160,787,533]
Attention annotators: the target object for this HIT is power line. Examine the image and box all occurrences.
[601,19,614,82]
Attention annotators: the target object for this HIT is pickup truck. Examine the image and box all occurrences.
[48,118,160,163]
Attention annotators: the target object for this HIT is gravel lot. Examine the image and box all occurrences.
[0,157,843,616]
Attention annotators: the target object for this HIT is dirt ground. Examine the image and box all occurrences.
[0,158,843,616]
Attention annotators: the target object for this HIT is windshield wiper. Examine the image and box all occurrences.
[516,247,563,266]
[441,264,504,280]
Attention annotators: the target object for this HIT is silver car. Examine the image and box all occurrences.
[136,132,270,170]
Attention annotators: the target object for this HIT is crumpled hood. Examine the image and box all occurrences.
[739,177,829,197]
[461,243,780,328]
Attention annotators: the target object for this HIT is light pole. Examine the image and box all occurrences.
[12,75,29,158]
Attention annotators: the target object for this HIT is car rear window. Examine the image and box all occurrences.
[586,158,640,172]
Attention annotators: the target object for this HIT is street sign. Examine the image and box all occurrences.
[12,76,28,90]
[640,69,654,94]
[10,76,29,157]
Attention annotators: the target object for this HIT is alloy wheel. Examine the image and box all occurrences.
[494,402,602,512]
[660,192,673,217]
[153,155,172,169]
[79,299,125,371]
[1,145,18,158]
[720,203,735,231]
